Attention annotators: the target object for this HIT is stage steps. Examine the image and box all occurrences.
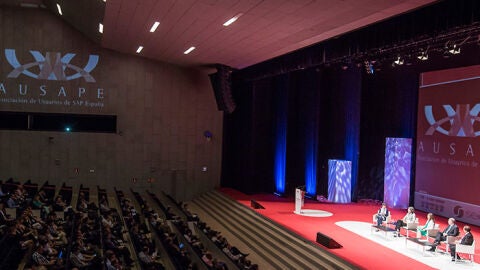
[155,191,240,270]
[189,190,359,270]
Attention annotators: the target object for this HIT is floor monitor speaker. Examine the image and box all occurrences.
[316,232,342,249]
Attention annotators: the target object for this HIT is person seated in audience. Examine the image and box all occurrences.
[14,219,36,242]
[77,198,89,213]
[99,195,111,214]
[165,206,181,221]
[105,250,122,270]
[32,245,57,268]
[238,257,258,270]
[417,212,435,237]
[138,245,164,270]
[202,251,214,267]
[0,184,6,198]
[38,234,59,258]
[15,184,28,202]
[53,195,68,212]
[38,190,50,204]
[104,232,134,266]
[6,224,33,250]
[70,245,97,269]
[394,206,416,237]
[428,217,459,252]
[449,225,474,261]
[7,193,20,208]
[0,202,15,225]
[212,258,228,270]
[222,243,243,262]
[183,228,203,249]
[47,219,68,245]
[374,202,390,228]
[181,203,199,221]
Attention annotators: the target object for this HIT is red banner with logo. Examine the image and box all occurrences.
[415,65,480,225]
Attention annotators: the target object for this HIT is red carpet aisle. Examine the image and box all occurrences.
[220,188,480,270]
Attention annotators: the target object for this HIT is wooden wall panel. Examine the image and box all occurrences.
[0,7,222,201]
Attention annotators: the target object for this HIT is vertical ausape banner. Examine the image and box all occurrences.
[384,137,412,209]
[415,65,480,226]
[328,159,351,203]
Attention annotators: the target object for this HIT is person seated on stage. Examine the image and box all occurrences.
[428,217,459,252]
[374,202,390,228]
[417,212,435,237]
[394,206,416,237]
[449,225,474,261]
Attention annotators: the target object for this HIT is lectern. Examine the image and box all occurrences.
[294,188,305,214]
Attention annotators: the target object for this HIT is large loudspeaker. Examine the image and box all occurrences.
[209,64,236,114]
[316,232,342,249]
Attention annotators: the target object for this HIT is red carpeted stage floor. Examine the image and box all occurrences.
[220,188,480,270]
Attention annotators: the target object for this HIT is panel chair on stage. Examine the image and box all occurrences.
[425,224,440,240]
[401,218,419,238]
[455,240,476,263]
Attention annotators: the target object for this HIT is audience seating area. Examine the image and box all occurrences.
[0,178,259,270]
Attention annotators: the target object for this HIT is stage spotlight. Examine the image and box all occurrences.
[364,61,374,74]
[393,56,404,65]
[417,51,428,61]
[448,44,460,54]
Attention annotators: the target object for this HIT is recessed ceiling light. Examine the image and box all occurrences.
[184,46,196,54]
[223,13,243,26]
[149,21,160,33]
[103,0,106,2]
[20,3,39,8]
[136,46,144,53]
[56,3,63,15]
[98,23,103,33]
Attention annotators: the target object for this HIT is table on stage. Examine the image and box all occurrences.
[371,225,396,239]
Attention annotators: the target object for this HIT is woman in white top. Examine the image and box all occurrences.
[394,206,416,236]
[417,212,435,237]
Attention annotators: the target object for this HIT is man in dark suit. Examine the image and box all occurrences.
[428,217,459,251]
[375,202,390,227]
[450,225,474,261]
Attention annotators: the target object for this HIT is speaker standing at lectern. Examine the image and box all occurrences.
[294,186,305,214]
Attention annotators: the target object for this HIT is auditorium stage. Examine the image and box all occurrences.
[220,188,480,270]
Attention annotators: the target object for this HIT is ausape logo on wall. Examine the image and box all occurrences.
[0,49,106,108]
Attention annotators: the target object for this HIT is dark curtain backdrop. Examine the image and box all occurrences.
[221,0,480,199]
[222,43,480,200]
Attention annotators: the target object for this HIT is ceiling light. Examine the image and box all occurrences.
[98,23,103,33]
[223,13,243,26]
[149,21,160,33]
[20,3,39,8]
[184,46,196,54]
[56,3,63,15]
[394,56,404,65]
[136,46,144,53]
